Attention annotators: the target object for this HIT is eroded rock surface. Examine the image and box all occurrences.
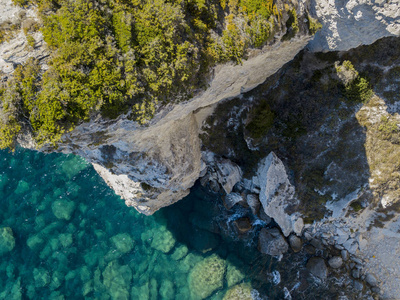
[309,0,400,52]
[257,152,301,237]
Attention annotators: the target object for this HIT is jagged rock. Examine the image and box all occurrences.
[257,152,300,237]
[233,217,252,233]
[258,228,289,257]
[223,193,244,210]
[309,0,400,52]
[343,239,359,254]
[293,218,304,236]
[306,257,328,280]
[246,194,260,215]
[215,158,242,194]
[50,36,311,216]
[288,234,302,253]
[365,273,378,287]
[328,256,343,269]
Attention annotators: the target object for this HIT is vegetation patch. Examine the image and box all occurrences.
[245,101,275,139]
[1,0,303,150]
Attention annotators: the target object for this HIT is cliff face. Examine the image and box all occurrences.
[308,0,400,52]
[1,0,399,216]
[54,36,311,214]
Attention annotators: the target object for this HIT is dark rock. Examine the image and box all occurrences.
[246,194,260,215]
[304,245,316,255]
[371,287,380,294]
[258,228,288,256]
[258,209,272,225]
[306,257,328,280]
[352,268,360,279]
[353,280,364,291]
[223,193,244,210]
[365,273,378,287]
[288,234,302,253]
[341,250,349,261]
[328,256,343,269]
[234,217,252,233]
[310,239,324,250]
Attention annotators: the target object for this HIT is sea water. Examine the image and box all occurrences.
[0,148,266,299]
[0,148,340,299]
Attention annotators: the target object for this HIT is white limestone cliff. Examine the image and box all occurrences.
[308,0,400,52]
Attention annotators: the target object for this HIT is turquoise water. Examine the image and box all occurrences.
[0,148,345,299]
[0,148,267,299]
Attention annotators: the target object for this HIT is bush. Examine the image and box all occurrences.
[246,101,275,139]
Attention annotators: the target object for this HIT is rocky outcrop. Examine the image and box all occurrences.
[53,37,311,215]
[308,0,400,52]
[0,0,48,74]
[306,257,328,280]
[257,152,302,237]
[258,227,289,257]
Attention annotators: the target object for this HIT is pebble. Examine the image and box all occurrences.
[328,256,343,269]
[365,273,378,287]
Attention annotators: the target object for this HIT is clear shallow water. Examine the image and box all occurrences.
[0,148,271,300]
[0,148,342,300]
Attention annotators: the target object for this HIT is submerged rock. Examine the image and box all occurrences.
[159,280,175,300]
[110,233,134,254]
[103,261,132,300]
[0,227,15,255]
[188,254,226,300]
[51,199,76,220]
[258,228,288,256]
[223,283,253,300]
[306,257,328,280]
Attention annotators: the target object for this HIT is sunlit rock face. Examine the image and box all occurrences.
[54,37,311,215]
[308,0,400,52]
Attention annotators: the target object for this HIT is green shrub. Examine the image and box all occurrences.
[307,13,322,35]
[345,76,373,103]
[246,101,275,139]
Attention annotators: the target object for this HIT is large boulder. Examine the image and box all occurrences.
[188,254,226,300]
[223,283,253,300]
[306,257,328,280]
[257,152,301,237]
[258,228,289,257]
